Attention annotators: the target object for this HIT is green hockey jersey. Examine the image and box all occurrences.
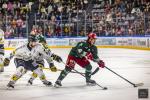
[69,41,99,62]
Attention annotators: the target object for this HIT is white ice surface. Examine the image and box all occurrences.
[0,48,150,100]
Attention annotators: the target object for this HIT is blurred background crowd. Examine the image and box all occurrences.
[0,0,150,38]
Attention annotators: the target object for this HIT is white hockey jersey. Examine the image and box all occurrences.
[31,43,54,64]
[8,43,32,61]
[7,42,54,65]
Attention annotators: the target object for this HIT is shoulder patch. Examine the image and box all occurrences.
[78,41,85,46]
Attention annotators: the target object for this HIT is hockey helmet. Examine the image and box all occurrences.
[88,33,97,39]
[28,35,37,42]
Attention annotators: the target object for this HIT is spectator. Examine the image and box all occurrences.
[0,0,150,38]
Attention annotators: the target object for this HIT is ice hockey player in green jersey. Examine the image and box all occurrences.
[54,33,105,87]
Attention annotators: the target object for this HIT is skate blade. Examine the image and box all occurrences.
[86,83,96,86]
[6,86,14,90]
[26,83,32,86]
[0,70,4,72]
[134,83,144,87]
[54,84,61,88]
[45,84,53,87]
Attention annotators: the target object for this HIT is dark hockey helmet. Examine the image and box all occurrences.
[88,33,97,39]
[37,35,46,43]
[28,35,37,42]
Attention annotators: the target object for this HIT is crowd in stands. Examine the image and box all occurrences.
[0,0,150,38]
[92,0,150,36]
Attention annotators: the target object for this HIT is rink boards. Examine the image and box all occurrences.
[4,37,150,50]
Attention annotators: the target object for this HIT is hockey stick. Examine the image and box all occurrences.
[61,61,107,90]
[71,67,100,75]
[105,66,144,87]
[43,67,62,71]
[43,67,85,74]
[43,67,99,75]
[72,69,107,90]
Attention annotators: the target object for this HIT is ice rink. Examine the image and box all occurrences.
[0,48,150,100]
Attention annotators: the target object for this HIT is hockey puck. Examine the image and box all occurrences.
[103,87,108,90]
[134,85,137,87]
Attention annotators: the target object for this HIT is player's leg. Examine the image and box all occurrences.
[0,56,4,72]
[28,72,38,85]
[28,61,44,85]
[7,58,27,88]
[76,57,96,85]
[32,67,52,86]
[85,64,96,85]
[7,66,27,88]
[54,66,72,87]
[54,56,75,87]
[0,48,4,72]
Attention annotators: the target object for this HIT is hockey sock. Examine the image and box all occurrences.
[33,67,47,82]
[11,74,20,82]
[85,64,92,82]
[40,75,46,81]
[0,55,4,72]
[56,67,72,82]
[32,72,38,78]
[29,72,38,82]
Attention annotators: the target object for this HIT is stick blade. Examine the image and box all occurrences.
[134,83,144,87]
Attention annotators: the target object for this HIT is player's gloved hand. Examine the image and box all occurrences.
[50,66,57,72]
[49,63,57,72]
[86,52,93,60]
[3,58,10,66]
[98,60,105,68]
[37,64,44,68]
[51,54,62,63]
[43,43,49,49]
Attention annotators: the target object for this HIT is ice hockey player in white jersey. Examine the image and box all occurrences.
[28,34,62,85]
[0,27,4,72]
[3,35,60,88]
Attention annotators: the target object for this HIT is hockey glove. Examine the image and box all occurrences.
[3,58,10,66]
[51,54,62,63]
[31,60,44,68]
[37,64,44,68]
[50,66,57,72]
[86,52,93,60]
[98,60,105,68]
[49,63,57,72]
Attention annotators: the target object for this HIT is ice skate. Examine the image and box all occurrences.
[86,79,96,86]
[7,81,15,89]
[54,81,62,88]
[43,80,52,86]
[0,67,4,72]
[27,78,33,85]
